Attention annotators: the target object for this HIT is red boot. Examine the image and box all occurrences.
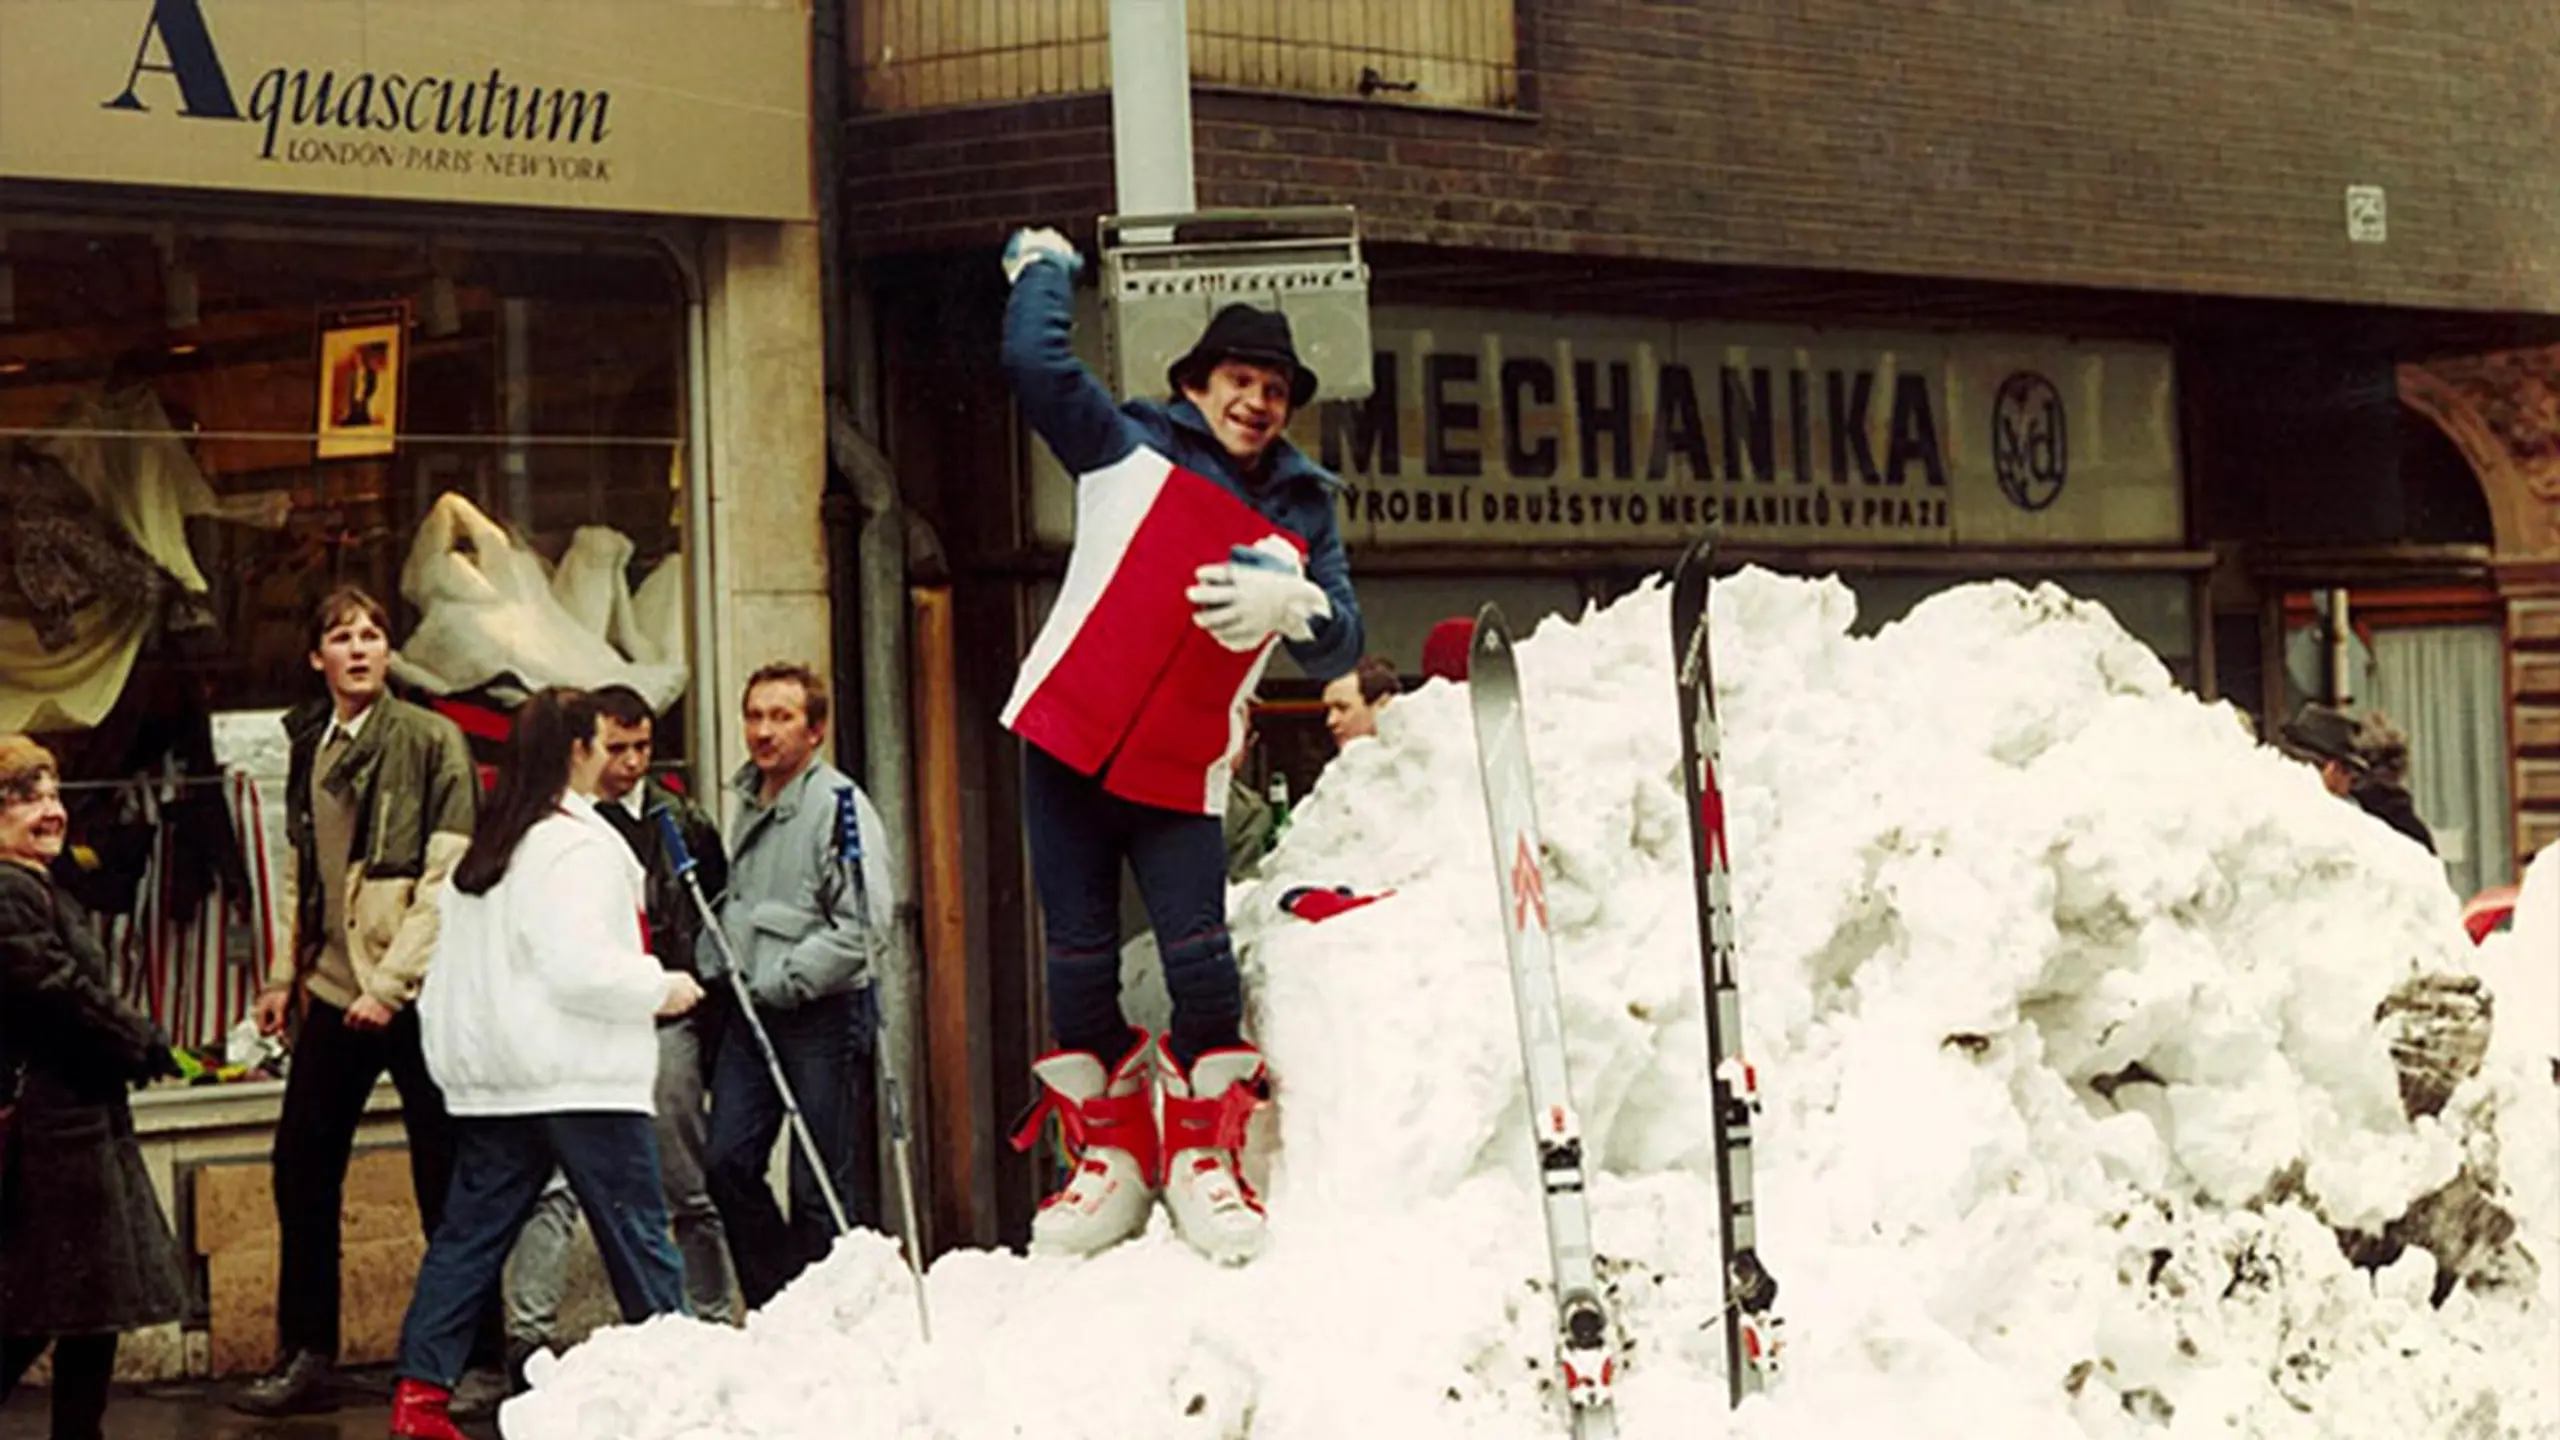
[389,1378,470,1440]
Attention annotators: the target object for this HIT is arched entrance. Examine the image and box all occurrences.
[2389,351,2560,881]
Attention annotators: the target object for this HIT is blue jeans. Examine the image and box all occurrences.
[703,986,873,1309]
[503,1017,736,1341]
[394,1113,685,1389]
[1022,742,1240,1069]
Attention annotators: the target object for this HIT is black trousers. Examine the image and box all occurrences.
[1,1332,116,1440]
[271,997,494,1363]
[703,988,876,1309]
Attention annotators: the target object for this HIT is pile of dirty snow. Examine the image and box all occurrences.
[502,569,2557,1440]
[2476,841,2559,1078]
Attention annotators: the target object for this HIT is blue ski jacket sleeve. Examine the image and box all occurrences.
[1266,486,1361,681]
[1000,261,1140,475]
[1000,258,1365,681]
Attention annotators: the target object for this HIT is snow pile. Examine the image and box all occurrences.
[502,570,2557,1440]
[2475,841,2559,1077]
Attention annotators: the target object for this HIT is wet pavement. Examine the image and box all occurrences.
[0,1366,505,1440]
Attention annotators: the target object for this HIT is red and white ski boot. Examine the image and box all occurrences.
[1011,1034,1160,1257]
[1158,1044,1269,1265]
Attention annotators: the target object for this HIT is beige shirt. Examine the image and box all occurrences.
[306,715,366,1009]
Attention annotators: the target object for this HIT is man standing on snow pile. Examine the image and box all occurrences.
[997,224,1365,1264]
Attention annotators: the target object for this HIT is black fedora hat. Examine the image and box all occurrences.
[1167,303,1319,408]
[2278,703,2368,772]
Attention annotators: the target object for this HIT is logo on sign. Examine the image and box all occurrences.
[97,0,616,182]
[1991,371,2066,512]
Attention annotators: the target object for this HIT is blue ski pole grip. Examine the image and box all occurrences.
[833,786,862,867]
[648,805,698,880]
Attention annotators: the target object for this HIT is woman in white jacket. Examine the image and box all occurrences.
[385,687,704,1440]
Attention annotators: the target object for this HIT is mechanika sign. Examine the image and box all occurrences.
[1289,307,2181,548]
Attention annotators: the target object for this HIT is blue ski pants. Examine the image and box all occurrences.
[1022,742,1241,1069]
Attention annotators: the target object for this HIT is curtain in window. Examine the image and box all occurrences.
[2370,625,2512,899]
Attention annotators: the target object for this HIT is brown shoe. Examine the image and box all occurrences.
[230,1347,337,1416]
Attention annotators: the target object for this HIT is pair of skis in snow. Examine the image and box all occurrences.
[1465,537,1779,1434]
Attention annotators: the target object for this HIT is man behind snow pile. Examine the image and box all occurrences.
[998,225,1364,1264]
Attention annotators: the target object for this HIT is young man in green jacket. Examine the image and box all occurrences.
[235,586,481,1417]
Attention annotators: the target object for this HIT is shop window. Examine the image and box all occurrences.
[0,219,690,1050]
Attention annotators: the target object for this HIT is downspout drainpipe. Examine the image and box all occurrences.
[815,0,930,1258]
[831,401,921,1247]
[815,0,866,769]
[2315,587,2353,707]
[664,233,722,799]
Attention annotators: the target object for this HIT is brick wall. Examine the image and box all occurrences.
[844,1,2560,314]
[844,96,1117,257]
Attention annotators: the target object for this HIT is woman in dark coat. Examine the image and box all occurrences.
[0,732,185,1440]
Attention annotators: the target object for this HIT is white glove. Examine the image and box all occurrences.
[1186,541,1331,651]
[1003,226,1082,285]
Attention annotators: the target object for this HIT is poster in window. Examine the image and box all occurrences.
[316,305,408,460]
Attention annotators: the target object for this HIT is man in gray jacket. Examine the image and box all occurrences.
[701,662,887,1307]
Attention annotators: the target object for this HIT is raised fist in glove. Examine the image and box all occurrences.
[1003,226,1082,285]
[1187,538,1331,652]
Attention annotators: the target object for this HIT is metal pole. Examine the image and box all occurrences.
[1109,0,1197,217]
[827,788,933,1343]
[2321,588,2354,707]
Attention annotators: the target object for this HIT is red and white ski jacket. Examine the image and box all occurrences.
[999,263,1363,816]
[1002,447,1307,814]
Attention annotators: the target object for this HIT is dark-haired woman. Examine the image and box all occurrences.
[387,689,703,1439]
[0,734,186,1440]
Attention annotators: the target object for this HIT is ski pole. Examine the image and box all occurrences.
[831,787,934,1343]
[651,807,853,1239]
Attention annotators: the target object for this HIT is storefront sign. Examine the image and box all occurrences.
[0,0,811,220]
[1297,308,2183,548]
